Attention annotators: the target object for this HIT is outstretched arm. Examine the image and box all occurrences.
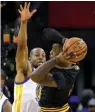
[16,18,28,72]
[30,57,58,87]
[16,2,37,72]
[30,52,76,87]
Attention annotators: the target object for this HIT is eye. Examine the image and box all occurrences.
[42,54,45,57]
[35,54,39,57]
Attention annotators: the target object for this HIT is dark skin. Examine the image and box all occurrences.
[15,2,37,83]
[30,43,78,87]
[29,48,46,68]
[50,43,73,67]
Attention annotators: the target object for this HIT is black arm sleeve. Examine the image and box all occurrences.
[51,68,79,89]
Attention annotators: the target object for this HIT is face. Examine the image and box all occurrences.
[50,43,62,59]
[30,48,46,68]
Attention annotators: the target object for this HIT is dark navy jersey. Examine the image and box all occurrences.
[39,66,79,108]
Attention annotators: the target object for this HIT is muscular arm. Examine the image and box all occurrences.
[3,100,12,112]
[30,57,58,87]
[16,21,28,72]
[30,57,79,88]
[16,3,37,73]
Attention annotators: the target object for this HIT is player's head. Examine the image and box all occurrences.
[0,69,6,89]
[50,43,63,59]
[42,28,66,59]
[29,48,46,68]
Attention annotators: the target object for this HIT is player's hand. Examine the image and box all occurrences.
[56,50,77,64]
[18,2,37,22]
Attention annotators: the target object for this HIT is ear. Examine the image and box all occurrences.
[29,57,32,64]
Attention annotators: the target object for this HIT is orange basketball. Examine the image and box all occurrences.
[63,37,87,62]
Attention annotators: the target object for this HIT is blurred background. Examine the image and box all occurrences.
[1,1,95,112]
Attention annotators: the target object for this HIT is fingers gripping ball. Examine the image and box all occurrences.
[62,37,87,62]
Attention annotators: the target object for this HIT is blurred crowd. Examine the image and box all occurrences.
[1,1,95,112]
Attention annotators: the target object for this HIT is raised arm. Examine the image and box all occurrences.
[16,2,37,72]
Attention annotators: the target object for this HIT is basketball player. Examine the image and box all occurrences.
[13,2,46,112]
[29,48,46,101]
[0,71,12,112]
[30,28,87,112]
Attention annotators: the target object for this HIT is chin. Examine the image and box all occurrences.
[37,63,43,66]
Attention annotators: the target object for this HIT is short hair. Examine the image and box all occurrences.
[43,28,66,45]
[29,47,45,57]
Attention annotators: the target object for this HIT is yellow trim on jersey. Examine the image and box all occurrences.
[14,84,23,112]
[36,86,42,100]
[0,92,3,99]
[40,103,70,112]
[38,86,42,99]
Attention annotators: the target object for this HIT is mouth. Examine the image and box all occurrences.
[37,61,44,65]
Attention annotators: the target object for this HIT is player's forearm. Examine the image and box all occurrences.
[16,21,28,71]
[18,21,27,48]
[31,57,58,81]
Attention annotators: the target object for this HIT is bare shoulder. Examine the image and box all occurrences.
[3,100,12,112]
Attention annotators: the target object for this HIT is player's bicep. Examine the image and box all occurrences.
[35,73,58,87]
[39,72,69,89]
[16,46,28,71]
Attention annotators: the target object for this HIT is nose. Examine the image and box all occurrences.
[39,55,43,60]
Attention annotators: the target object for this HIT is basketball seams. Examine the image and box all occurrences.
[63,38,87,62]
[69,44,87,53]
[71,48,87,61]
[63,39,82,53]
[75,46,87,54]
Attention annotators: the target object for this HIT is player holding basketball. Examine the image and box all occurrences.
[30,28,87,112]
[13,2,46,112]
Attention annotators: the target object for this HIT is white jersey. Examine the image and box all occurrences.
[12,77,40,112]
[0,93,8,112]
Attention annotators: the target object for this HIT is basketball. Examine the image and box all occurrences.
[63,37,87,62]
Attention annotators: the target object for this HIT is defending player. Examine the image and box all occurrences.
[12,2,41,112]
